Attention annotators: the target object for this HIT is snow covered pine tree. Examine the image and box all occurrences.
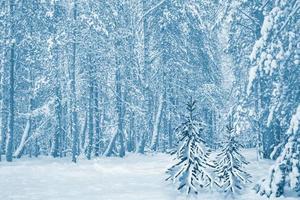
[166,99,213,195]
[254,105,300,198]
[214,124,251,195]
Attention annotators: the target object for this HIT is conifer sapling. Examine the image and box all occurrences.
[166,99,213,195]
[214,124,251,194]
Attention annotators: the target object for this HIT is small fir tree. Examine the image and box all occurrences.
[166,99,213,195]
[214,124,251,194]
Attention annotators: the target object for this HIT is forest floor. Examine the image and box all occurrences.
[0,149,298,200]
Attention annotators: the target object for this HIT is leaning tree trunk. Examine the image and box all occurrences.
[14,57,35,159]
[137,88,153,154]
[13,116,31,158]
[150,93,164,151]
[104,59,125,157]
[13,95,32,158]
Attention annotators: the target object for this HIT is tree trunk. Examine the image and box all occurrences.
[6,41,15,162]
[86,59,94,160]
[14,117,31,158]
[80,111,87,151]
[0,57,8,161]
[151,93,164,151]
[52,82,62,158]
[71,0,79,163]
[104,131,118,157]
[105,57,125,157]
[14,67,33,159]
[127,111,135,152]
[115,64,125,157]
[136,88,153,154]
[94,82,102,156]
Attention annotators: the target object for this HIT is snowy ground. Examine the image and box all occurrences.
[0,150,297,200]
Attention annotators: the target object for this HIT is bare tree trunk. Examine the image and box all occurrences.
[52,78,62,158]
[6,0,15,161]
[115,63,125,157]
[0,56,8,161]
[86,57,94,160]
[71,0,79,163]
[151,93,164,151]
[80,112,87,151]
[94,82,102,156]
[6,42,15,162]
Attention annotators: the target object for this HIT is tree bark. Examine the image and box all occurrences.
[6,0,15,161]
[71,0,79,163]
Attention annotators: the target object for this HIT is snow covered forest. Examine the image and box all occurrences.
[0,0,299,199]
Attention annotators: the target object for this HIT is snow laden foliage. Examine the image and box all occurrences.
[166,100,213,195]
[214,124,251,195]
[246,0,300,159]
[211,0,266,151]
[254,105,300,198]
[0,0,226,162]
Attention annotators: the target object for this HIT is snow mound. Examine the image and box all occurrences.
[0,150,298,200]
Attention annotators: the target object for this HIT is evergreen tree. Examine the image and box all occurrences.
[247,0,299,159]
[254,105,300,198]
[214,124,251,194]
[166,99,213,195]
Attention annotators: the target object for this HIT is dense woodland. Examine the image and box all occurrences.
[0,1,299,196]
